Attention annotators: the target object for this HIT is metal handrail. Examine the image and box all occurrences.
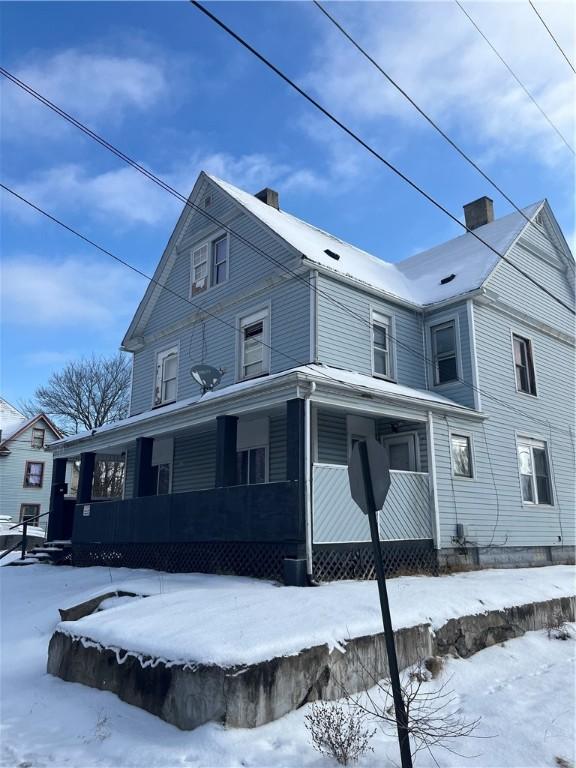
[0,539,24,560]
[7,509,51,531]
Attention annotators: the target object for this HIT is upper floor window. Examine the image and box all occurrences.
[239,308,270,380]
[372,312,392,379]
[24,461,44,488]
[450,434,473,478]
[191,234,229,295]
[31,428,45,448]
[517,437,552,505]
[431,320,458,385]
[512,334,537,396]
[154,347,178,406]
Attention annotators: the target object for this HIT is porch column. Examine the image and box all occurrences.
[77,452,96,505]
[215,415,238,487]
[134,437,155,497]
[47,457,68,541]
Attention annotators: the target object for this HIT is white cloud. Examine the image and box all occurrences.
[0,255,144,329]
[304,1,575,168]
[1,48,167,140]
[5,151,328,229]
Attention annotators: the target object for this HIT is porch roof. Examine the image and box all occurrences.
[47,365,482,456]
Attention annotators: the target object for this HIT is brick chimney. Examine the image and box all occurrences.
[254,187,279,210]
[463,196,494,230]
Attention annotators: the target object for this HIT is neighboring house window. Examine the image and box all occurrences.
[191,234,229,295]
[450,434,473,478]
[513,334,537,395]
[31,428,45,448]
[239,308,270,380]
[372,312,392,378]
[24,461,44,488]
[19,504,40,525]
[154,347,178,406]
[517,437,553,505]
[431,320,458,385]
[237,446,267,485]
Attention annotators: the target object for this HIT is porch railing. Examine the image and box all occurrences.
[312,464,433,544]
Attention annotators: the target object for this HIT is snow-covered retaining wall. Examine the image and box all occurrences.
[47,595,575,730]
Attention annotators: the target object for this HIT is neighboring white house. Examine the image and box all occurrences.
[0,398,65,532]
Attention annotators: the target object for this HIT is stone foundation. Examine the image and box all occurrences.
[438,544,575,571]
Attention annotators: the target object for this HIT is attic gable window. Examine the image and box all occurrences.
[191,234,229,295]
[31,428,45,448]
[154,347,178,406]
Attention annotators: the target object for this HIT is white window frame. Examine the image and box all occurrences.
[449,432,475,480]
[381,432,420,472]
[516,435,554,507]
[429,317,461,387]
[371,309,395,381]
[510,330,538,398]
[237,305,271,381]
[190,232,229,296]
[237,445,269,485]
[154,345,179,407]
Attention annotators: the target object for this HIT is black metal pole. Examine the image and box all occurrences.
[359,441,413,768]
[21,520,28,560]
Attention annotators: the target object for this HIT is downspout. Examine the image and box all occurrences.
[304,381,316,577]
[427,410,441,550]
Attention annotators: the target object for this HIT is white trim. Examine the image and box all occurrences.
[477,291,575,346]
[152,343,180,408]
[237,444,269,484]
[425,311,463,388]
[509,329,539,398]
[515,431,555,507]
[467,299,482,411]
[304,386,314,576]
[427,411,441,549]
[236,302,271,382]
[449,430,476,480]
[381,430,421,472]
[310,270,319,363]
[370,307,396,381]
[189,230,229,298]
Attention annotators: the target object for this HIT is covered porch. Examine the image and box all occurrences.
[46,366,477,582]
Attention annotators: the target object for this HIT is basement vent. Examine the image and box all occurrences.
[324,249,341,260]
[440,273,456,285]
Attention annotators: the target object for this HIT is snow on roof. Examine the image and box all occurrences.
[209,174,543,306]
[49,364,475,449]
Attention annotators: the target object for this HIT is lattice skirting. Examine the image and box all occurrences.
[312,540,438,582]
[72,541,292,580]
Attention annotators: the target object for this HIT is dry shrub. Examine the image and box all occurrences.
[305,699,375,765]
[546,611,573,641]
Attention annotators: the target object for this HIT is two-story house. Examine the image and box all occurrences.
[46,172,575,583]
[0,398,65,533]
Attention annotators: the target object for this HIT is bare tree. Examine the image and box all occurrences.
[21,353,131,434]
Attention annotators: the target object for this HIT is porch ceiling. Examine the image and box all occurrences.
[47,365,483,457]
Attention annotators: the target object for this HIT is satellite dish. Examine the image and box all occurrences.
[190,364,224,394]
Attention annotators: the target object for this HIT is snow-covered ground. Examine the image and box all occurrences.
[1,563,574,767]
[52,564,575,666]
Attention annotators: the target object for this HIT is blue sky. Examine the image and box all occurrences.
[1,1,574,406]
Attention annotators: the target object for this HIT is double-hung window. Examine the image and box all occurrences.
[237,446,267,485]
[191,234,228,295]
[513,335,537,395]
[20,503,40,525]
[24,461,44,488]
[450,434,473,478]
[31,428,45,448]
[154,347,178,406]
[372,312,392,378]
[239,308,270,380]
[431,320,458,385]
[517,437,553,505]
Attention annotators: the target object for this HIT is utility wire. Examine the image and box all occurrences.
[314,0,575,267]
[528,0,576,75]
[3,183,573,439]
[454,0,574,153]
[186,3,575,315]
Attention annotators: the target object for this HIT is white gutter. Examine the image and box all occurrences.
[427,410,441,549]
[304,382,316,576]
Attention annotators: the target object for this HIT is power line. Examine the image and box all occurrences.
[528,0,576,75]
[3,183,572,439]
[186,3,575,315]
[314,0,575,266]
[454,0,574,153]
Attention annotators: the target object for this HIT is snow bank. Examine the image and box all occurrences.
[56,565,575,667]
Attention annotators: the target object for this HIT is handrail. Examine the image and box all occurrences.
[7,509,50,531]
[0,539,24,560]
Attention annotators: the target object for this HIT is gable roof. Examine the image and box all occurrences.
[0,412,64,455]
[122,171,571,348]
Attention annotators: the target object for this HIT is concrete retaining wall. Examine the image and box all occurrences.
[47,595,575,731]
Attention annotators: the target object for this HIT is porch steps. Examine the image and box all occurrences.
[7,540,72,567]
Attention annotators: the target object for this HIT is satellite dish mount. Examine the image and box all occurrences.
[190,364,224,395]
